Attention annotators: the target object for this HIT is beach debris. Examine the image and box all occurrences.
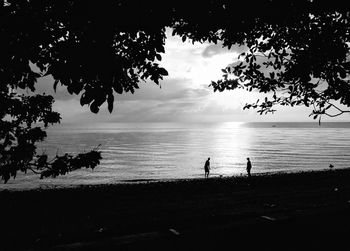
[168,228,180,236]
[261,215,276,221]
[264,203,277,208]
[329,164,334,169]
[97,227,105,233]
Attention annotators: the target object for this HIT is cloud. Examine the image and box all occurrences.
[52,75,213,124]
[39,28,320,126]
[34,75,79,101]
[116,78,211,102]
[202,43,248,58]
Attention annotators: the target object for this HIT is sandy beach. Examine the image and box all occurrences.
[1,169,350,250]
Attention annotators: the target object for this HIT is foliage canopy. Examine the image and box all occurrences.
[0,0,349,182]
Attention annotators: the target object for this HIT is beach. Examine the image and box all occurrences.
[1,168,350,250]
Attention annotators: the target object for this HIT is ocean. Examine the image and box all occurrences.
[1,122,350,190]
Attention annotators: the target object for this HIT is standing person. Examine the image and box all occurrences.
[246,157,252,178]
[204,157,210,178]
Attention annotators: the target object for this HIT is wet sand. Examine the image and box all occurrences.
[1,169,350,250]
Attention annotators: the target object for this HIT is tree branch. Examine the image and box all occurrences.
[326,102,350,114]
[27,167,42,175]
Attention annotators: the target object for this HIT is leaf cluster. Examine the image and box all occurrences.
[208,9,350,121]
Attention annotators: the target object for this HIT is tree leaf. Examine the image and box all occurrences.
[107,94,114,113]
[158,68,168,76]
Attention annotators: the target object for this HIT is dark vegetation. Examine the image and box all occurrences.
[1,0,349,182]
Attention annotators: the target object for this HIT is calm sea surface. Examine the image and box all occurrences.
[2,122,350,190]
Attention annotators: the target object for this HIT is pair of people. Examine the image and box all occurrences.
[204,157,252,178]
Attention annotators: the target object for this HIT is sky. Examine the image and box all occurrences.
[34,29,349,125]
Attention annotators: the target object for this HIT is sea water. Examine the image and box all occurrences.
[1,122,350,190]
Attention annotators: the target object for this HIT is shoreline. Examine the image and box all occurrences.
[1,168,350,250]
[1,167,347,192]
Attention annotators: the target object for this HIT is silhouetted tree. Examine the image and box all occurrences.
[0,0,169,183]
[1,0,348,182]
[199,3,349,121]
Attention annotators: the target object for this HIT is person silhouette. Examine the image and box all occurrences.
[246,157,252,178]
[204,157,210,178]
